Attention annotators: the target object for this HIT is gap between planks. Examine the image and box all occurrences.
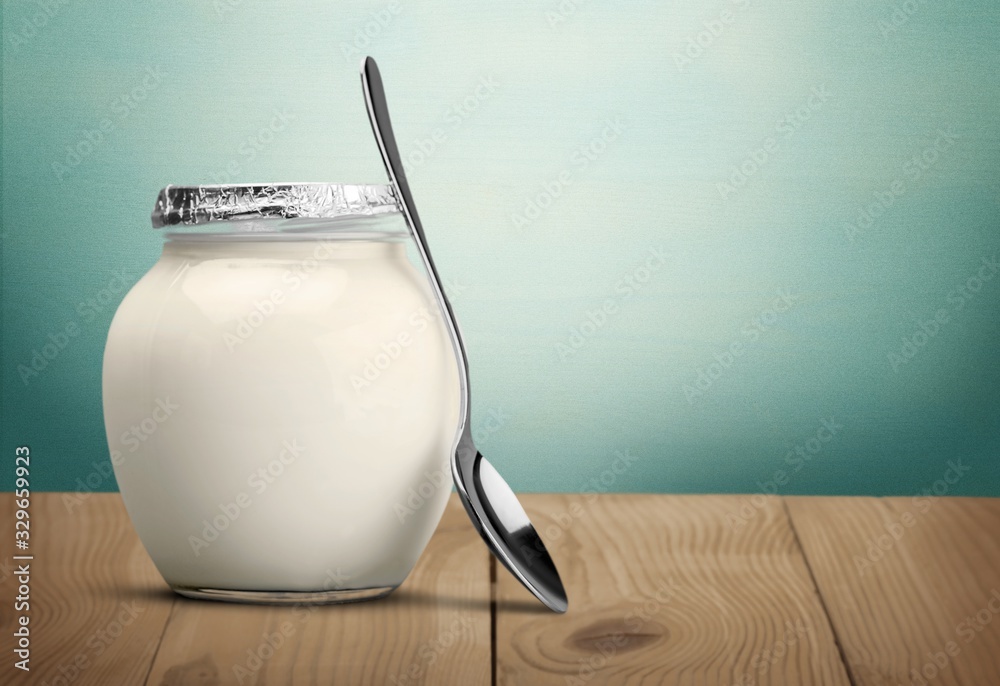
[494,493,854,685]
[781,498,859,686]
[141,597,178,686]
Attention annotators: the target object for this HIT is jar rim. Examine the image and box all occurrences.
[151,182,401,229]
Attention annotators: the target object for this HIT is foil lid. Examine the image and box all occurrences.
[151,183,400,228]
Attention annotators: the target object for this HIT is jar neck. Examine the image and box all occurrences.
[162,238,408,261]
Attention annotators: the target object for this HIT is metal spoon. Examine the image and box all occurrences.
[361,57,568,613]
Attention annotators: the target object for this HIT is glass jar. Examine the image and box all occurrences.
[102,183,460,603]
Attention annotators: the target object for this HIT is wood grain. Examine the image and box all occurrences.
[495,493,851,685]
[5,493,1000,684]
[786,496,1000,686]
[143,495,491,686]
[0,492,175,685]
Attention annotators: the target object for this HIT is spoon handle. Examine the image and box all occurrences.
[360,57,471,418]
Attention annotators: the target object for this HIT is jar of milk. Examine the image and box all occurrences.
[103,183,460,603]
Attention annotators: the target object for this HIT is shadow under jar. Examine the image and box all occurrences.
[103,183,460,604]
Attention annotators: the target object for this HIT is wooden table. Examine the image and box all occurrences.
[2,493,999,685]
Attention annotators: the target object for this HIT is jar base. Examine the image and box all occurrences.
[171,584,396,605]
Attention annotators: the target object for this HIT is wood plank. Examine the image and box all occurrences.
[143,494,491,685]
[0,492,175,685]
[495,493,851,685]
[787,496,1000,686]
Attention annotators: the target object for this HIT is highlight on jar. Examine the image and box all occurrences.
[101,58,568,613]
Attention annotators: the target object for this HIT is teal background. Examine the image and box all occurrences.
[2,0,998,495]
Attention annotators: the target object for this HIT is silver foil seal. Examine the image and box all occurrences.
[151,183,400,228]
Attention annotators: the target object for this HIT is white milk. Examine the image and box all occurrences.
[103,236,459,598]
